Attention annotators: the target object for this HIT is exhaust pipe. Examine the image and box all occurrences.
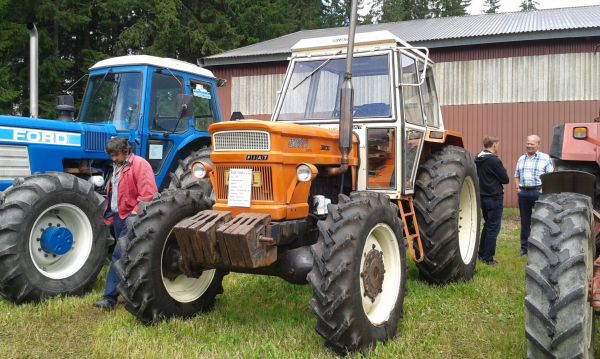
[328,0,358,176]
[27,23,38,118]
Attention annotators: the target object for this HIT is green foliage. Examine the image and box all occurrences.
[429,0,468,17]
[484,0,501,14]
[373,0,469,23]
[0,0,326,118]
[520,0,538,11]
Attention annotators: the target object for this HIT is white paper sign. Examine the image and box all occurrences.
[227,168,252,207]
[148,144,163,159]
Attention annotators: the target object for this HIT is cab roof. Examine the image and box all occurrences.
[290,30,426,59]
[90,55,216,79]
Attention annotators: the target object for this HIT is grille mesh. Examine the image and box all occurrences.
[84,130,112,152]
[0,145,31,181]
[215,165,273,201]
[213,131,269,151]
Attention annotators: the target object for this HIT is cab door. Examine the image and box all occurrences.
[399,53,426,195]
[141,70,187,185]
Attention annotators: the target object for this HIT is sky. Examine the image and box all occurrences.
[359,0,600,16]
[466,0,600,14]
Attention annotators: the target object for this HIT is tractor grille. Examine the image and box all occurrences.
[0,145,31,181]
[215,165,273,201]
[83,130,112,152]
[213,131,270,151]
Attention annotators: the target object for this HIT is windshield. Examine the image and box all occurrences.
[276,54,391,121]
[79,72,142,131]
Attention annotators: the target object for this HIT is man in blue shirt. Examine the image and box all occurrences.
[514,134,554,256]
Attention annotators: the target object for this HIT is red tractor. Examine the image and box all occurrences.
[525,118,600,358]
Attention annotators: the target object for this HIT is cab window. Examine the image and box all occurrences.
[400,55,424,126]
[191,81,217,132]
[149,72,187,132]
[418,63,441,128]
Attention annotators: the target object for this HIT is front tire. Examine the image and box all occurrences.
[308,192,407,354]
[0,173,108,303]
[116,189,226,325]
[525,193,595,359]
[413,145,481,284]
[167,148,213,196]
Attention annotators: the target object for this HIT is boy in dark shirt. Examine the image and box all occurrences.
[475,136,509,265]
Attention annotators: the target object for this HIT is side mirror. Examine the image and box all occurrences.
[176,94,194,120]
[216,78,227,87]
[56,94,75,121]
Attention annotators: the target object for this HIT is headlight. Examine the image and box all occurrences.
[573,126,588,140]
[296,164,313,182]
[191,161,208,179]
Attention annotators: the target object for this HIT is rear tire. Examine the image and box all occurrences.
[554,160,600,257]
[413,145,481,284]
[0,173,108,303]
[525,193,595,359]
[116,189,226,325]
[308,192,407,354]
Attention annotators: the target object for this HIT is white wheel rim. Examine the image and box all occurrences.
[28,203,94,279]
[458,177,478,264]
[161,231,215,303]
[359,223,402,325]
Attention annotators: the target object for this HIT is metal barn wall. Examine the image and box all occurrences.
[443,100,600,207]
[215,62,287,121]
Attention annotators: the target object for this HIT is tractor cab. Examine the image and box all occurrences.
[0,55,222,191]
[75,55,222,183]
[270,30,450,198]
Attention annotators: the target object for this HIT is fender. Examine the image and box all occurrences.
[540,170,596,208]
[174,132,212,154]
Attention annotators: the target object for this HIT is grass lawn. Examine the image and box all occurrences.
[1,209,598,358]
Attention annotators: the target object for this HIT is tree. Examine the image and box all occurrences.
[0,0,328,117]
[520,0,538,11]
[429,0,468,17]
[321,0,372,27]
[483,0,500,13]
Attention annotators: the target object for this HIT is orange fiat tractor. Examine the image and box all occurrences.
[115,0,481,354]
[525,116,600,358]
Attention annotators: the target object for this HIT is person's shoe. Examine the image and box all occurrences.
[93,298,116,311]
[483,259,498,266]
[519,249,528,256]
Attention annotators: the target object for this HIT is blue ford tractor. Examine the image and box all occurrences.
[0,32,222,304]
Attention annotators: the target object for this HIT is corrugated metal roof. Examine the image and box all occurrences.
[204,5,600,66]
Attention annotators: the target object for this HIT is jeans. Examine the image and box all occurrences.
[478,196,504,262]
[102,215,131,304]
[518,190,540,253]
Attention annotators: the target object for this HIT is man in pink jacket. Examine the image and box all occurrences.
[94,137,157,310]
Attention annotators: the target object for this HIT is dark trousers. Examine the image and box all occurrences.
[478,196,504,261]
[518,190,540,252]
[103,215,130,304]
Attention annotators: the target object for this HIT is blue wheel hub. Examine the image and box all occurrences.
[40,226,74,255]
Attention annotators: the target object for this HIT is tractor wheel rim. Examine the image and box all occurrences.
[28,203,93,279]
[458,177,478,264]
[360,223,401,325]
[161,231,215,303]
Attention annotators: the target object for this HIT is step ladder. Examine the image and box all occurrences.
[398,196,424,263]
